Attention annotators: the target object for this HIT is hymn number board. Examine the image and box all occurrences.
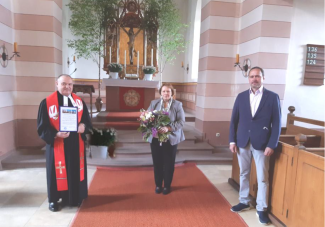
[304,44,325,86]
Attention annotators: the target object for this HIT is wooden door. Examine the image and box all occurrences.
[269,142,296,225]
[291,150,324,227]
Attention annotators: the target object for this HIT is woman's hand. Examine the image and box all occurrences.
[158,126,170,134]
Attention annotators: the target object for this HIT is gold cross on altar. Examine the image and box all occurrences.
[56,161,65,174]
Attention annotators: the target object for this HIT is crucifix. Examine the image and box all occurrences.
[121,27,141,65]
[56,161,65,175]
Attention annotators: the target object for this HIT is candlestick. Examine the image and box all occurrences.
[236,54,239,64]
[109,47,111,63]
[182,61,184,67]
[73,56,76,62]
[151,48,153,66]
[14,42,18,52]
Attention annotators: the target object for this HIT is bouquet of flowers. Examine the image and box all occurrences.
[137,109,171,145]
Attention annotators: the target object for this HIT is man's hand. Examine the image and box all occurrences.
[78,123,85,134]
[264,147,274,156]
[229,144,238,153]
[56,132,70,138]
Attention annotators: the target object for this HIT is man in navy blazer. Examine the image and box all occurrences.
[229,67,281,225]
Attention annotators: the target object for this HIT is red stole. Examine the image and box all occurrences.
[46,92,85,191]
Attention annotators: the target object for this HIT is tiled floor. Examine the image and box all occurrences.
[0,165,275,227]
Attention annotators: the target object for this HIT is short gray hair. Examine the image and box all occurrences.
[57,74,73,80]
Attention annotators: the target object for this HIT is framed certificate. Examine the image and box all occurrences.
[59,107,78,132]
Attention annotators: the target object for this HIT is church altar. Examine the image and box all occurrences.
[102,79,159,111]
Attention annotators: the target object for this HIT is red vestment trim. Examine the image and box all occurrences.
[46,92,85,191]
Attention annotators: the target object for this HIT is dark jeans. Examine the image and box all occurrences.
[150,138,178,188]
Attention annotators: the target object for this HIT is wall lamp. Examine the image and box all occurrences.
[234,54,251,77]
[1,43,20,68]
[67,55,76,68]
[181,61,189,74]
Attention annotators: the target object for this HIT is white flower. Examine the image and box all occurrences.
[145,112,152,119]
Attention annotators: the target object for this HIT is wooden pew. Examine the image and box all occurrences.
[228,106,325,227]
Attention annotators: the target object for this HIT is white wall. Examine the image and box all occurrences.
[282,0,325,126]
[160,0,200,83]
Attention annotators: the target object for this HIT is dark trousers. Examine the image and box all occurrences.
[150,138,178,188]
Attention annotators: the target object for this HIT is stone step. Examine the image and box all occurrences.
[113,140,212,152]
[95,111,195,123]
[0,122,231,169]
[92,122,139,130]
[87,152,231,167]
[1,148,231,169]
[1,149,46,169]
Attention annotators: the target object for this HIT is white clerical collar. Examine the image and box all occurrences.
[63,95,77,107]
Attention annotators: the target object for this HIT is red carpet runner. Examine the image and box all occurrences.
[71,163,247,227]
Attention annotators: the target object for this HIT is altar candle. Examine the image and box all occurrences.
[124,50,126,73]
[151,48,153,66]
[137,51,139,68]
[236,54,239,63]
[117,48,119,63]
[14,42,18,52]
[109,46,111,63]
[124,50,126,66]
[144,48,147,66]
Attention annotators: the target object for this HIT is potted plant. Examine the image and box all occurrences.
[142,66,156,81]
[89,128,117,158]
[108,63,123,79]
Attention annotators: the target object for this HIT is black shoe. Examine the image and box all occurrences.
[256,211,271,225]
[155,186,162,194]
[162,187,170,195]
[49,202,59,212]
[230,203,250,213]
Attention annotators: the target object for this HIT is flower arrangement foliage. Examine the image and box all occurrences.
[142,66,156,74]
[108,63,123,72]
[137,109,171,144]
[90,128,117,147]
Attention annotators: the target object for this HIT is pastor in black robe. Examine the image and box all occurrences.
[37,91,92,206]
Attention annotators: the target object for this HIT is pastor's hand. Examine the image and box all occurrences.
[78,123,85,134]
[229,144,238,153]
[264,147,274,156]
[56,132,70,138]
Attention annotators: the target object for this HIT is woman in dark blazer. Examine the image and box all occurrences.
[147,83,185,195]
